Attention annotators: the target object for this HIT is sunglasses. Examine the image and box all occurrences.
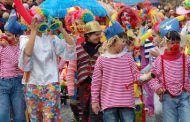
[38,18,61,33]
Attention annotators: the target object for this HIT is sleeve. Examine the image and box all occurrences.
[58,58,65,71]
[53,36,76,61]
[141,64,151,74]
[91,57,103,103]
[185,55,190,92]
[18,35,33,71]
[128,55,140,82]
[148,56,163,92]
[66,60,77,96]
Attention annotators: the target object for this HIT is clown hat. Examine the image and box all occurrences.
[85,21,102,34]
[104,21,124,40]
[4,9,27,35]
[176,0,190,15]
[159,18,180,37]
[176,6,190,15]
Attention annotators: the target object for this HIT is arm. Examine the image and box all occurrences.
[148,56,163,92]
[24,18,38,57]
[59,28,74,46]
[66,60,77,96]
[91,57,103,104]
[18,35,32,71]
[53,36,76,61]
[128,55,140,82]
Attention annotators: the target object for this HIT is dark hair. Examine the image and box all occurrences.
[166,31,181,42]
[118,32,127,39]
[118,32,134,46]
[84,32,96,41]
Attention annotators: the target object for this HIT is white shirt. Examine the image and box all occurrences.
[18,34,76,85]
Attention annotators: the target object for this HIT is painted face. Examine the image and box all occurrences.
[121,12,130,27]
[5,31,15,44]
[166,38,180,53]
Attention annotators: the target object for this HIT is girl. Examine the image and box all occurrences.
[148,31,190,122]
[0,9,26,122]
[18,11,76,121]
[91,35,153,122]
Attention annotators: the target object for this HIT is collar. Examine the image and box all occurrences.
[101,50,126,58]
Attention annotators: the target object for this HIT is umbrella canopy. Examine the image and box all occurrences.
[112,0,160,6]
[40,0,108,18]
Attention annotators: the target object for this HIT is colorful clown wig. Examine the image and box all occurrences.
[117,6,142,29]
[65,7,95,34]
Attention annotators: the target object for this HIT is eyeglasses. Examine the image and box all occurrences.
[38,18,61,33]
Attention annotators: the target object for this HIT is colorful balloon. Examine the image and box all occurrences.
[14,0,32,24]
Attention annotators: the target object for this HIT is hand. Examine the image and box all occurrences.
[29,18,39,32]
[150,49,160,57]
[156,87,166,95]
[139,72,152,82]
[0,40,9,47]
[133,50,140,58]
[56,19,64,31]
[92,102,101,114]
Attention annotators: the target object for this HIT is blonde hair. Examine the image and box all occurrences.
[99,35,122,54]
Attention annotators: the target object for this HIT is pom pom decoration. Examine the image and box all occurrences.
[81,11,95,23]
[64,8,95,34]
[183,0,190,9]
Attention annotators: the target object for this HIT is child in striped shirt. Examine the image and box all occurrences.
[91,35,154,122]
[149,31,190,122]
[0,9,26,122]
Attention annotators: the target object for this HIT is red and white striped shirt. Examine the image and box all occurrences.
[149,55,190,96]
[0,45,23,78]
[91,52,140,110]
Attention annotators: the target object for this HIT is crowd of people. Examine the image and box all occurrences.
[0,0,190,122]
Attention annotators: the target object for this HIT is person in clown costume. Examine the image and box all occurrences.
[148,30,190,122]
[65,7,96,122]
[66,20,103,122]
[18,6,76,121]
[176,0,190,55]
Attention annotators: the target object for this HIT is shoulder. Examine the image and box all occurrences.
[19,35,29,49]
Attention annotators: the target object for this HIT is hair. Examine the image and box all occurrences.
[99,35,122,54]
[118,32,134,46]
[118,32,127,39]
[165,31,181,42]
[84,32,96,41]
